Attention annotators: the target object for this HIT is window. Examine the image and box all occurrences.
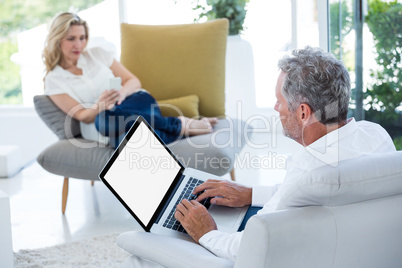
[242,0,328,108]
[329,0,402,149]
[0,0,106,105]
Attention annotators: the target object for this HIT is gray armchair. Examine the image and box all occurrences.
[34,95,248,214]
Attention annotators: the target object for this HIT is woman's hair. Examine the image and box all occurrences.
[42,12,88,76]
[278,46,351,125]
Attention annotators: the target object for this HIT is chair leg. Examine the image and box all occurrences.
[62,177,69,214]
[230,168,236,181]
[91,180,94,186]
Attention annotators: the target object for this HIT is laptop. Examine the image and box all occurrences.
[98,116,248,240]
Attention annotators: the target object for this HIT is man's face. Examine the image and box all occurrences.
[274,71,302,142]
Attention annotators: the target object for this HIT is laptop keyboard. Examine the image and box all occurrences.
[163,177,211,233]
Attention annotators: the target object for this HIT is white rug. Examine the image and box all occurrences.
[14,233,130,267]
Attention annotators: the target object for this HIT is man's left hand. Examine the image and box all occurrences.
[174,199,217,242]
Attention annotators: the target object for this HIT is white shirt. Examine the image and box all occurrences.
[44,47,115,143]
[199,118,396,262]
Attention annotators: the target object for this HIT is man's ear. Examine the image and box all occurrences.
[297,103,313,126]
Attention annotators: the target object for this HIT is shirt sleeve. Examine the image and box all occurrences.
[198,230,244,262]
[372,125,397,153]
[88,47,114,67]
[44,73,70,96]
[358,120,396,153]
[252,184,281,207]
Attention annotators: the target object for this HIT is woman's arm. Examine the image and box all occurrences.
[49,89,119,124]
[110,59,142,105]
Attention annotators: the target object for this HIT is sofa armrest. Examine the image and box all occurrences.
[235,207,337,268]
[117,231,233,268]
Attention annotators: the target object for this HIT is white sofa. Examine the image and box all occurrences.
[117,151,402,268]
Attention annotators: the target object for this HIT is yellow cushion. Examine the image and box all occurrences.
[158,95,199,118]
[120,19,228,117]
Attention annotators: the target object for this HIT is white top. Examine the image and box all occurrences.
[44,47,115,143]
[199,118,396,262]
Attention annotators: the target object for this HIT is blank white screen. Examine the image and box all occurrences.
[103,122,181,226]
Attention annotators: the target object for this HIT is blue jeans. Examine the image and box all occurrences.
[95,91,182,148]
[238,206,262,232]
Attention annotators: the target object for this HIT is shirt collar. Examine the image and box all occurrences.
[289,117,357,167]
[51,65,70,78]
[53,51,87,78]
[309,117,357,151]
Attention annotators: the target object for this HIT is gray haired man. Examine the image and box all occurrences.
[175,46,396,262]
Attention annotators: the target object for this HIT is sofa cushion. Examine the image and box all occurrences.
[120,19,228,117]
[33,95,81,140]
[158,95,199,118]
[275,151,402,209]
[117,231,233,268]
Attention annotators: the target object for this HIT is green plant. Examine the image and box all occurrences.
[329,1,353,60]
[393,136,402,150]
[193,0,249,35]
[364,0,402,123]
[0,39,22,104]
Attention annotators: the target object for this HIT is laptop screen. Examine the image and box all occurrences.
[99,116,184,231]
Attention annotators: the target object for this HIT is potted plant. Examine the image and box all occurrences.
[192,0,249,35]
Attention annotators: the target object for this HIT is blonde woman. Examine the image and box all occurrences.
[43,12,217,147]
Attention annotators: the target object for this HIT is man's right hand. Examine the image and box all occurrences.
[193,179,252,208]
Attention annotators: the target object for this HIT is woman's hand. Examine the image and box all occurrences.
[116,89,127,105]
[110,60,142,105]
[97,89,119,111]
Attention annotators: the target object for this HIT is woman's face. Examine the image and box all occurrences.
[60,25,87,65]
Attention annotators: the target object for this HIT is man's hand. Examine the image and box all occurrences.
[193,179,252,207]
[174,199,217,242]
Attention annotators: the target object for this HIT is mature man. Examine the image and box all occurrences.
[174,46,396,261]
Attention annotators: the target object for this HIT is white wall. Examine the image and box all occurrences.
[0,107,57,168]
